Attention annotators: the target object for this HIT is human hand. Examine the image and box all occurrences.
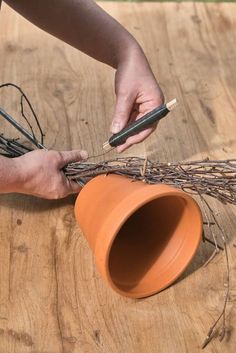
[111,46,164,152]
[14,149,88,199]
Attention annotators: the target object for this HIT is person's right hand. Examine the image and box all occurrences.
[14,149,88,199]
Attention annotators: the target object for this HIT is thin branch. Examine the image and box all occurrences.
[200,197,230,349]
[0,82,45,144]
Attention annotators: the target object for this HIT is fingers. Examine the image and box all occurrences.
[116,125,156,153]
[58,150,88,167]
[115,106,159,153]
[111,89,164,152]
[111,92,135,134]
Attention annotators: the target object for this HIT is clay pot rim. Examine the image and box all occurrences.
[94,185,202,298]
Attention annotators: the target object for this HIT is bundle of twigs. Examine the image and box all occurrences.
[0,134,33,157]
[1,135,235,206]
[0,83,235,349]
[64,157,236,206]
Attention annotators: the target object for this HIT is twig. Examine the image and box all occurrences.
[0,82,44,145]
[200,197,230,349]
[204,236,224,251]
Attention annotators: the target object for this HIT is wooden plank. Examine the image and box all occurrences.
[0,2,235,353]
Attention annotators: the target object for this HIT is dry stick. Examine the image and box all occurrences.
[198,195,220,263]
[203,221,215,225]
[0,108,46,150]
[20,93,36,141]
[1,142,232,205]
[177,166,230,348]
[200,197,230,349]
[0,83,44,145]
[63,158,236,205]
[204,236,224,251]
[140,157,148,178]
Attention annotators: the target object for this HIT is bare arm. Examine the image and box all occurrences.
[4,0,139,68]
[4,0,164,151]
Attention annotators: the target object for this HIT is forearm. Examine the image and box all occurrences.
[0,156,22,193]
[4,0,142,68]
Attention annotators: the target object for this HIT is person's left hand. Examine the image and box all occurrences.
[14,149,88,199]
[111,47,164,153]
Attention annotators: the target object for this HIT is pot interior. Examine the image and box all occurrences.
[108,195,200,296]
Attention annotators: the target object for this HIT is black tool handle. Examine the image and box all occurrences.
[108,104,169,148]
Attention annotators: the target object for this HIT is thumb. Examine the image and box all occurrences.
[58,150,88,167]
[111,93,134,134]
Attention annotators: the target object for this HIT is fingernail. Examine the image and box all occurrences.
[111,122,120,134]
[80,150,88,160]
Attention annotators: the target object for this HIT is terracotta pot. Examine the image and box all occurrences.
[74,174,202,298]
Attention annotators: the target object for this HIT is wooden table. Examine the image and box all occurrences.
[0,2,236,352]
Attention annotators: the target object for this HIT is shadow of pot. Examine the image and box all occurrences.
[74,174,203,298]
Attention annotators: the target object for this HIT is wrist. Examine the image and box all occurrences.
[10,156,26,193]
[12,154,41,195]
[115,41,150,70]
[116,40,141,65]
[0,156,24,194]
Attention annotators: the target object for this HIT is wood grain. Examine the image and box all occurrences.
[0,2,236,352]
